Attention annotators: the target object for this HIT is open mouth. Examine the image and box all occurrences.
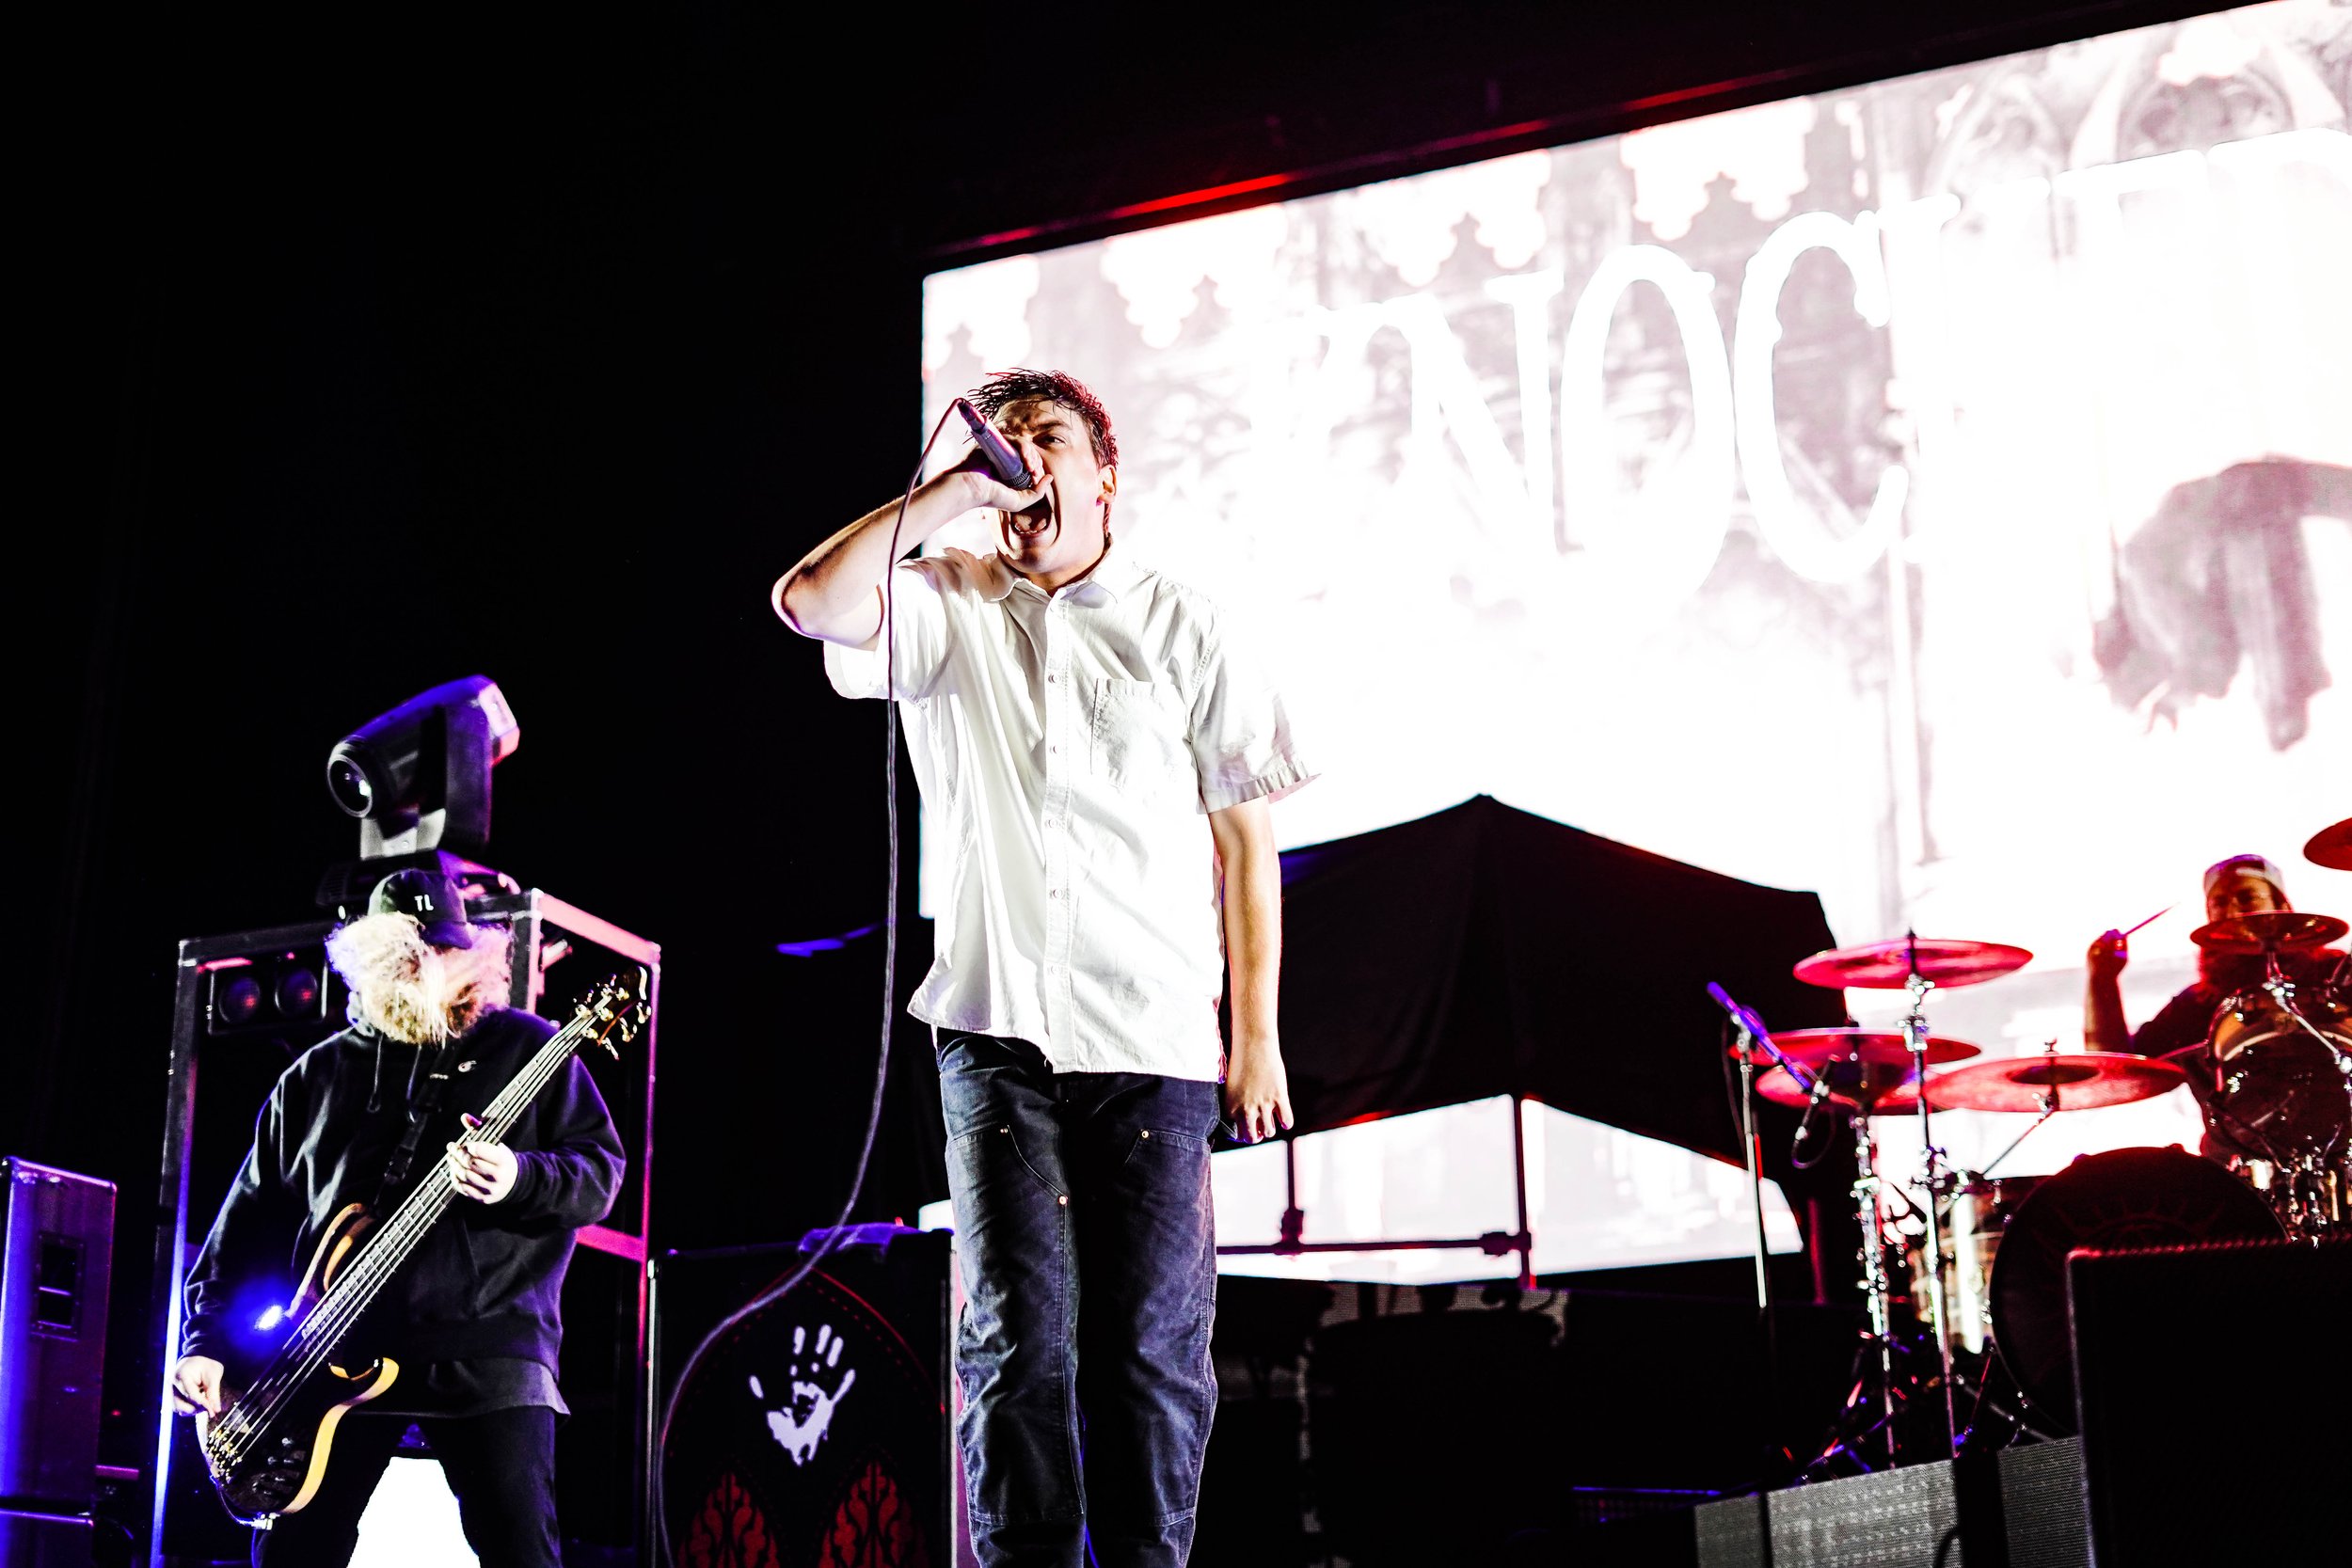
[1006,493,1057,543]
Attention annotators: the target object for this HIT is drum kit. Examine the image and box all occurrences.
[1739,817,2352,1467]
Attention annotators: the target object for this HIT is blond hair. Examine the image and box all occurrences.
[325,911,514,1045]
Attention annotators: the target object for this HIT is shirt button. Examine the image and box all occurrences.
[1057,1195,1069,1206]
[1046,673,1056,684]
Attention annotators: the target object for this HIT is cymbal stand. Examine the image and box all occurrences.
[1850,1107,1900,1465]
[1976,1041,2062,1180]
[1899,934,1959,1452]
[1804,1102,1927,1477]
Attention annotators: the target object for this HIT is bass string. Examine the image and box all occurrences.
[210,1145,469,1457]
[213,1012,585,1449]
[224,986,628,1454]
[214,995,628,1459]
[210,1003,618,1458]
[278,999,602,1354]
[207,1161,469,1459]
[215,1042,569,1455]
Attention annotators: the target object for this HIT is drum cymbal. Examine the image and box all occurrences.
[2307,817,2352,871]
[2188,910,2349,954]
[1914,1052,2187,1114]
[1758,1029,1983,1069]
[1744,1030,1981,1112]
[1756,1060,1924,1111]
[1792,938,2033,990]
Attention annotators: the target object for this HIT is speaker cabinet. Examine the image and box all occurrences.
[650,1227,951,1568]
[0,1508,95,1568]
[2070,1237,2351,1566]
[1,1159,115,1511]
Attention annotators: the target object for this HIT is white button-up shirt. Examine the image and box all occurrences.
[825,545,1311,1080]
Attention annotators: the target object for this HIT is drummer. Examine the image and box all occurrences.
[2084,853,2346,1154]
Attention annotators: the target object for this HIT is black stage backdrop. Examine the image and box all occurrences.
[19,0,2224,1489]
[1277,796,1847,1161]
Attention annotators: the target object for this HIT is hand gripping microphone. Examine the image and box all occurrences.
[952,399,1036,490]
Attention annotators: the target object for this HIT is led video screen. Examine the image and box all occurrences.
[920,4,2352,1266]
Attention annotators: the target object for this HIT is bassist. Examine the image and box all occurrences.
[169,869,623,1568]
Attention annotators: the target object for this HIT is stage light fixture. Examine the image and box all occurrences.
[325,676,519,859]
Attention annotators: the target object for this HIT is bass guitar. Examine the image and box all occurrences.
[195,975,643,1523]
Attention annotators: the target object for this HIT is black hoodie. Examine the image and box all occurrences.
[182,1006,624,1370]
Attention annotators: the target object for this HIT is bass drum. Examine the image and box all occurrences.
[1989,1147,2282,1432]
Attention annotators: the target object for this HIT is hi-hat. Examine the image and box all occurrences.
[1745,1029,1981,1111]
[1792,938,2032,990]
[2306,817,2352,871]
[2189,910,2348,954]
[1910,1052,2187,1114]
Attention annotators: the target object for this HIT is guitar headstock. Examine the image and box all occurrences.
[573,973,648,1060]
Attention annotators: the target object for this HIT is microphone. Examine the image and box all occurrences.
[952,399,1036,491]
[1706,982,1776,1051]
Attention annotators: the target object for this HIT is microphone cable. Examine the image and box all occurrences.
[655,404,962,1565]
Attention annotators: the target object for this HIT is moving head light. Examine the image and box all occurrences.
[326,675,519,858]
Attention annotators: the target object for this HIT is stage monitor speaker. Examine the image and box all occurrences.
[650,1225,951,1568]
[1,1158,115,1513]
[2069,1236,2350,1566]
[1692,1442,2095,1568]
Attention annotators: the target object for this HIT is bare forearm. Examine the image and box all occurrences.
[773,471,981,644]
[1220,826,1281,1055]
[1210,796,1292,1141]
[2081,928,2134,1053]
[2084,974,2130,1053]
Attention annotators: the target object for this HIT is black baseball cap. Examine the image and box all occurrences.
[368,868,480,949]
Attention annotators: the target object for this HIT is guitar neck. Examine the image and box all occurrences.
[291,1003,607,1351]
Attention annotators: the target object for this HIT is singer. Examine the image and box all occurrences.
[773,368,1311,1566]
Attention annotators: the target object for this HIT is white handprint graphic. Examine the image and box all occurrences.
[749,1322,859,1467]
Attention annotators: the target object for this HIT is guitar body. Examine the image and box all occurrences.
[197,1203,403,1524]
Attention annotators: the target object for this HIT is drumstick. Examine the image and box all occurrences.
[2117,905,2171,939]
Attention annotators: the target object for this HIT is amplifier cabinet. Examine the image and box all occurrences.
[1766,1460,1960,1567]
[0,1158,115,1511]
[650,1227,951,1568]
[2070,1237,2351,1567]
[0,1506,95,1568]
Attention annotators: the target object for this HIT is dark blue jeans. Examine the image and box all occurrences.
[938,1032,1222,1568]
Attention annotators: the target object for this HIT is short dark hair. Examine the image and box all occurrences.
[965,368,1119,468]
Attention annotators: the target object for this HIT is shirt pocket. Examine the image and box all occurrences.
[1089,677,1195,805]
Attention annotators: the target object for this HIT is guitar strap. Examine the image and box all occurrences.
[373,1037,461,1210]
